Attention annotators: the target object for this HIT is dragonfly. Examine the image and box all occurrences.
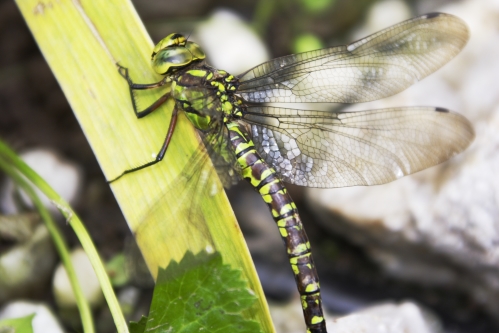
[112,12,473,333]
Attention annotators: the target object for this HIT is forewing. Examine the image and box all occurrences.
[242,106,474,188]
[237,13,469,103]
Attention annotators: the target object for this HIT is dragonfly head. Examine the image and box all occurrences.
[151,33,206,75]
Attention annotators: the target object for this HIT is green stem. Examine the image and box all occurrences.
[0,156,94,333]
[0,140,128,333]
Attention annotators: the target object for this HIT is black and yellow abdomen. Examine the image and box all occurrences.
[227,122,326,333]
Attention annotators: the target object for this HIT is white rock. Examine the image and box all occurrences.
[0,225,57,302]
[307,0,499,317]
[330,302,441,333]
[0,301,64,333]
[270,299,441,333]
[194,9,269,75]
[53,248,103,309]
[117,286,141,317]
[0,149,81,214]
[351,0,411,42]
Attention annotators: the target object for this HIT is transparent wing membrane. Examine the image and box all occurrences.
[183,89,242,188]
[237,13,469,104]
[116,13,473,333]
[199,123,241,188]
[243,106,474,188]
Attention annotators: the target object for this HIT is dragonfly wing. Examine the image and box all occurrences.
[242,106,474,188]
[199,123,241,189]
[237,13,469,103]
[184,88,241,188]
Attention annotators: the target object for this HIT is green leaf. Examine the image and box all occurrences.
[129,316,147,333]
[0,314,35,333]
[144,251,263,333]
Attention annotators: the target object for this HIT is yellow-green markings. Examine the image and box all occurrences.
[188,69,208,77]
[226,120,325,332]
[119,32,328,333]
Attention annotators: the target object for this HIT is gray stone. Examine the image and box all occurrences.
[307,0,499,320]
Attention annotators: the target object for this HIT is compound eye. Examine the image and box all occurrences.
[151,47,193,74]
[185,41,206,61]
[151,33,186,59]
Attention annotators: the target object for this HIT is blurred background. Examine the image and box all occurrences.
[1,0,499,332]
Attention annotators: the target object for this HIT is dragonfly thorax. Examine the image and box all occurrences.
[152,34,243,131]
[171,64,243,131]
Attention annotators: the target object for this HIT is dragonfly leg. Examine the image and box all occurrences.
[117,63,170,118]
[108,107,179,183]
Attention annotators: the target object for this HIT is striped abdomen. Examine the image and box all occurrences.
[227,122,326,333]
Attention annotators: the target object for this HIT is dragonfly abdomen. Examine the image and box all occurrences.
[227,121,326,333]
